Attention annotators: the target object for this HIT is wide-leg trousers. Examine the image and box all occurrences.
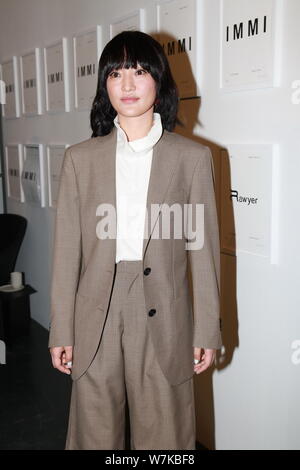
[65,260,196,450]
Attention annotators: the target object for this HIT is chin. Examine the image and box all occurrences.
[120,109,148,117]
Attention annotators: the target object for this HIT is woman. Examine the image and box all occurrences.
[49,30,223,450]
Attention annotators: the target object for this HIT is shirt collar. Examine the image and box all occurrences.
[113,112,163,156]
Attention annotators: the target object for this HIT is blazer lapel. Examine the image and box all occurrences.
[142,130,179,257]
[97,125,179,265]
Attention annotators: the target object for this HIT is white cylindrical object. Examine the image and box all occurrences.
[10,272,22,288]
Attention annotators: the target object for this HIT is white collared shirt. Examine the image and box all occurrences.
[113,112,163,262]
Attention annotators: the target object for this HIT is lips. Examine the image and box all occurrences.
[121,97,139,103]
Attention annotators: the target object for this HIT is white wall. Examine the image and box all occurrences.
[201,0,300,450]
[0,0,299,450]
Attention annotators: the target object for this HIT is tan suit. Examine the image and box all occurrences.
[48,126,223,448]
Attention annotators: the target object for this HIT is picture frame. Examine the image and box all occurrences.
[220,143,279,264]
[21,144,46,207]
[4,143,24,202]
[109,9,146,38]
[156,0,200,99]
[0,56,21,118]
[46,144,69,209]
[20,48,43,115]
[220,0,281,92]
[73,25,102,111]
[44,37,70,113]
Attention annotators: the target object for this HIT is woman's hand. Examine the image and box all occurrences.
[193,347,216,374]
[50,346,73,375]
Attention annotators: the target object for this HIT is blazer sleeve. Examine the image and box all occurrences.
[48,147,82,348]
[187,146,223,349]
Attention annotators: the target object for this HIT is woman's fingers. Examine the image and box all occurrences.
[194,349,216,374]
[50,346,72,375]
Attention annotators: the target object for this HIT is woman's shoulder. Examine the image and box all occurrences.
[68,133,113,150]
[164,130,211,162]
[165,129,208,149]
[64,132,116,160]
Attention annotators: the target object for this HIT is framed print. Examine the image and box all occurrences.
[5,144,24,201]
[46,144,69,209]
[0,56,21,118]
[21,144,46,207]
[220,0,281,92]
[157,0,199,99]
[73,25,102,111]
[220,144,279,264]
[20,48,43,115]
[44,37,70,113]
[110,9,146,38]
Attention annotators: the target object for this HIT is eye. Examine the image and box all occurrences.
[108,70,120,78]
[136,69,147,75]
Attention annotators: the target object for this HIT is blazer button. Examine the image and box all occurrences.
[144,267,151,275]
[148,308,156,317]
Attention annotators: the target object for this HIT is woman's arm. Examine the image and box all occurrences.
[187,146,223,351]
[48,147,82,349]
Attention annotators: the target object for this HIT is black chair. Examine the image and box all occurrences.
[0,214,27,286]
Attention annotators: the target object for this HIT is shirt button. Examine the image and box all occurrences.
[148,309,156,317]
[144,267,151,275]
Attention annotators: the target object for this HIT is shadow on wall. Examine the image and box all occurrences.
[151,30,238,451]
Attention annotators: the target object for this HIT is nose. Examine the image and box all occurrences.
[121,71,136,92]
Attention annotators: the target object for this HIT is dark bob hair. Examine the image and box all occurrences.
[90,30,183,137]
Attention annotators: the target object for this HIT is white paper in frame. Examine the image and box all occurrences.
[0,56,21,118]
[21,144,46,207]
[156,0,200,99]
[220,0,282,92]
[5,144,24,202]
[73,25,102,111]
[109,9,146,39]
[20,48,43,115]
[44,38,70,113]
[46,144,69,209]
[220,143,279,264]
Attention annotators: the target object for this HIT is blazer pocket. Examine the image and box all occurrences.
[75,269,113,305]
[74,289,102,311]
[172,292,193,331]
[73,292,105,351]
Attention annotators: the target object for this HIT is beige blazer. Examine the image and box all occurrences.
[48,126,223,386]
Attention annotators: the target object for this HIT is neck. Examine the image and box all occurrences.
[117,109,155,142]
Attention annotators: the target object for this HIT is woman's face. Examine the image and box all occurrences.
[106,63,157,119]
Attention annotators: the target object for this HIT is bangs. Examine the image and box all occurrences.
[102,34,160,78]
